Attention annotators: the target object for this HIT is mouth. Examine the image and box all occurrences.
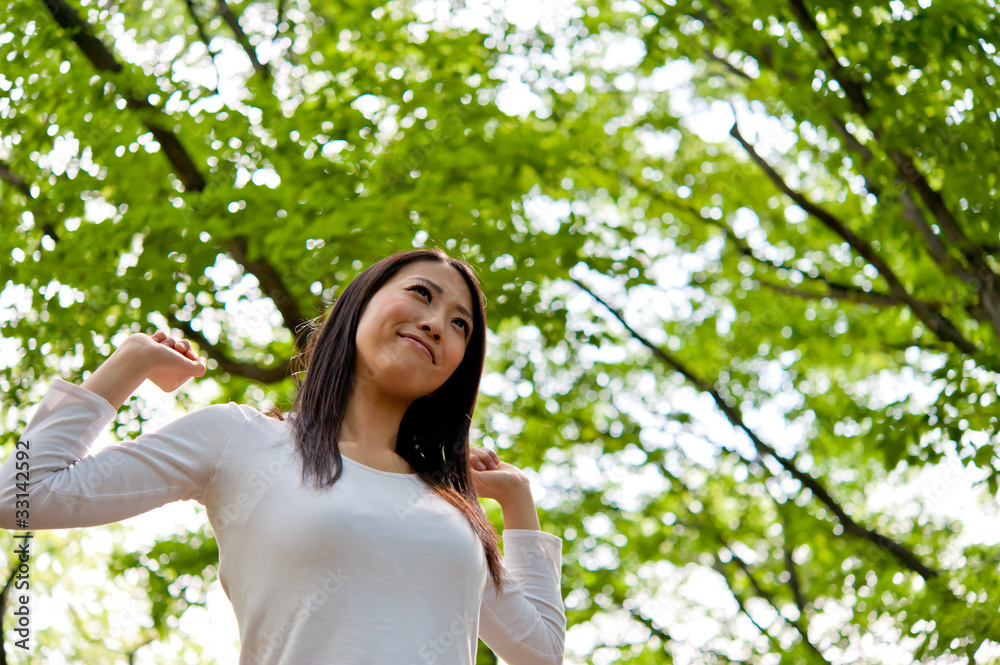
[399,334,435,364]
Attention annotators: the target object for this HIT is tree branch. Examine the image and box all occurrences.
[696,0,997,344]
[182,0,222,95]
[0,159,60,242]
[828,87,994,331]
[889,150,1000,329]
[624,606,673,650]
[40,0,122,72]
[659,194,910,309]
[710,557,781,647]
[728,122,983,362]
[216,0,270,80]
[881,338,953,355]
[781,508,809,619]
[625,605,749,663]
[36,2,307,354]
[689,495,829,663]
[183,0,215,50]
[169,315,291,383]
[827,116,873,162]
[785,0,1000,339]
[127,107,207,192]
[727,551,829,663]
[571,277,942,580]
[670,474,826,660]
[704,49,753,81]
[786,0,870,117]
[0,159,32,198]
[39,0,207,192]
[756,279,914,308]
[224,236,310,347]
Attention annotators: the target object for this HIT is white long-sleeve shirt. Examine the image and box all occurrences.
[0,379,566,664]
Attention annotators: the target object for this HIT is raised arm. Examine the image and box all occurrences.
[79,330,207,409]
[0,332,245,530]
[476,478,567,665]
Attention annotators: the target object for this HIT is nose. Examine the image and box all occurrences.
[420,322,441,341]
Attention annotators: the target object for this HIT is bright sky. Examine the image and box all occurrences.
[2,0,999,663]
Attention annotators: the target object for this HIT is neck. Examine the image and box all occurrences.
[340,380,411,455]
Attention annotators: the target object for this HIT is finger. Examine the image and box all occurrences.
[476,448,498,468]
[469,450,495,470]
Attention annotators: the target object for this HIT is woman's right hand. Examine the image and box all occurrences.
[124,331,207,392]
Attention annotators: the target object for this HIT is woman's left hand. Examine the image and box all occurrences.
[468,447,529,504]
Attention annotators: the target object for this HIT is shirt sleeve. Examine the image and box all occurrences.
[479,528,566,665]
[0,378,250,531]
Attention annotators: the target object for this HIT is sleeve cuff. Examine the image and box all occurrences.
[502,528,563,545]
[49,378,118,420]
[501,529,564,565]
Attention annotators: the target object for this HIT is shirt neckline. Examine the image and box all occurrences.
[340,453,421,479]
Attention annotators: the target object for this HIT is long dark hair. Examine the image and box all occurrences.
[270,249,511,598]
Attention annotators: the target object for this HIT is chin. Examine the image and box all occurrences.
[370,371,433,400]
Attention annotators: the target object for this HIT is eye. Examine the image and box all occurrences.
[409,283,471,337]
[409,285,432,301]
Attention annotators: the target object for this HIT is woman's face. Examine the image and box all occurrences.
[354,260,476,402]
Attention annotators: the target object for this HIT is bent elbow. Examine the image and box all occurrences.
[0,485,29,531]
[521,617,567,665]
[0,491,24,531]
[539,622,567,665]
[0,472,56,532]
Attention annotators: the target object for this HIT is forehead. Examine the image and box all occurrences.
[391,260,475,311]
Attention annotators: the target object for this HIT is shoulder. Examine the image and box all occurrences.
[198,402,284,431]
[149,401,290,453]
[159,401,263,438]
[217,402,290,443]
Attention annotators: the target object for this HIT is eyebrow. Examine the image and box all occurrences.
[418,278,474,321]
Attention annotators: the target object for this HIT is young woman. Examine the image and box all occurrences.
[0,249,566,664]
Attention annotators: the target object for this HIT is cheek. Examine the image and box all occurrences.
[358,296,405,333]
[353,315,376,349]
[352,328,375,366]
[445,339,470,371]
[380,297,416,323]
[354,307,389,355]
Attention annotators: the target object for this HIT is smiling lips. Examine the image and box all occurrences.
[399,334,435,363]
